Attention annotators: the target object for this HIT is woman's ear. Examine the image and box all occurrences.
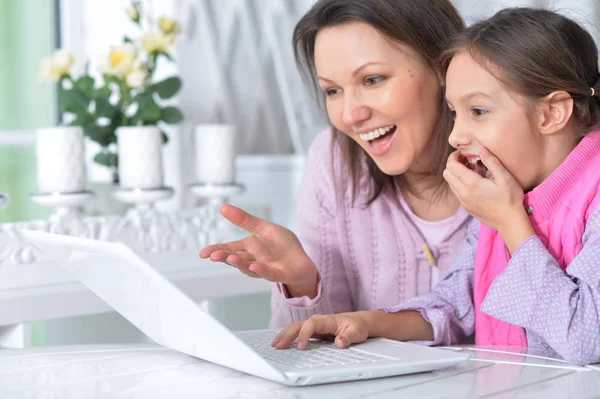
[536,91,574,135]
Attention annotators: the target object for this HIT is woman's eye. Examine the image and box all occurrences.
[324,88,341,97]
[472,108,488,117]
[365,76,385,85]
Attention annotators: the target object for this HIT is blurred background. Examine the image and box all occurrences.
[0,0,598,347]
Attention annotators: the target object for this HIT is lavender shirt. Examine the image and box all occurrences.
[386,210,600,366]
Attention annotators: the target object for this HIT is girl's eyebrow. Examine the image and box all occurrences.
[456,91,494,101]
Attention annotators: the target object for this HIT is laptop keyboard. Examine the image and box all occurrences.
[241,333,393,369]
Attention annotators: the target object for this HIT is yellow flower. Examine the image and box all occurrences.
[39,49,75,82]
[141,30,175,54]
[101,43,138,79]
[158,17,180,35]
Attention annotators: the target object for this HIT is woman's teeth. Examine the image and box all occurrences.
[468,157,481,164]
[359,125,396,142]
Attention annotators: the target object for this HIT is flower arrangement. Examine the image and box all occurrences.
[39,1,183,181]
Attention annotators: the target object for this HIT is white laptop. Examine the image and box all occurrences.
[22,230,469,386]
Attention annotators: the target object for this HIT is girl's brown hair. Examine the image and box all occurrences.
[440,7,600,134]
[293,0,465,204]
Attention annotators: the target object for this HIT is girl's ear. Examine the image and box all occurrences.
[537,91,574,135]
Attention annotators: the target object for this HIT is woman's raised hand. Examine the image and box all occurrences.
[199,204,319,298]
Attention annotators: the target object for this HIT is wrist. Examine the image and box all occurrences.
[498,209,536,255]
[366,310,434,341]
[285,271,319,299]
[362,310,388,337]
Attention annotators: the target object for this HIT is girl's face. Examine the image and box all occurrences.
[446,50,547,190]
[314,22,441,176]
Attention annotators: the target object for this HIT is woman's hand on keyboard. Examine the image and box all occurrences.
[199,204,319,298]
[272,312,373,350]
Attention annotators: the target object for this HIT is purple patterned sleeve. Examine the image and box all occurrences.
[482,205,600,366]
[382,219,480,346]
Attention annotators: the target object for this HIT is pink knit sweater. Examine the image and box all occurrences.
[270,130,472,327]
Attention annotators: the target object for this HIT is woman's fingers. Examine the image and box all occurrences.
[272,322,304,349]
[220,204,271,235]
[295,315,338,350]
[200,239,246,258]
[333,325,366,348]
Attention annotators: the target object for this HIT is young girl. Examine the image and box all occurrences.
[271,7,600,366]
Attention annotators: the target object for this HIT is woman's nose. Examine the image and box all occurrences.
[341,95,371,126]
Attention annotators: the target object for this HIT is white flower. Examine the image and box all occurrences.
[39,49,75,82]
[52,49,75,72]
[141,30,175,54]
[158,17,180,35]
[126,67,148,89]
[100,43,138,79]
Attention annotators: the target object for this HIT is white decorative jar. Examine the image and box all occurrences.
[117,126,164,189]
[36,126,86,193]
[194,124,237,184]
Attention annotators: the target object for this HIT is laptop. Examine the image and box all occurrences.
[21,230,469,386]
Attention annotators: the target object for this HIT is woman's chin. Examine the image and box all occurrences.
[373,161,409,177]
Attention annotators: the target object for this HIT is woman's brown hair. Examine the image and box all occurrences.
[440,7,600,135]
[293,0,465,205]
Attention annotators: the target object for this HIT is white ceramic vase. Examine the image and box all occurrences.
[194,124,237,184]
[36,126,86,193]
[117,126,164,189]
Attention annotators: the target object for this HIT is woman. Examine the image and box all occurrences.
[200,0,471,328]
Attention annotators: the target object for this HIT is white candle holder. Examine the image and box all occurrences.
[112,187,174,210]
[188,183,244,243]
[188,183,245,206]
[30,190,94,220]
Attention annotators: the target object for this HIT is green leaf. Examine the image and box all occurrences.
[74,76,95,98]
[124,36,133,43]
[68,112,94,127]
[138,94,161,124]
[95,97,117,119]
[93,152,118,168]
[117,80,131,103]
[59,87,90,113]
[93,86,111,99]
[151,77,182,99]
[160,106,183,124]
[84,124,116,147]
[161,131,169,144]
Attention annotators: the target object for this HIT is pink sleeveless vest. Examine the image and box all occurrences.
[474,132,600,346]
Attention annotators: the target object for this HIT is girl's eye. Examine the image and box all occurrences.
[365,76,385,85]
[324,88,342,97]
[472,108,488,117]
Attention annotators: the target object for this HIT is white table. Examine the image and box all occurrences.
[1,344,598,398]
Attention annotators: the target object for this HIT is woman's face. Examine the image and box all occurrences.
[314,21,442,176]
